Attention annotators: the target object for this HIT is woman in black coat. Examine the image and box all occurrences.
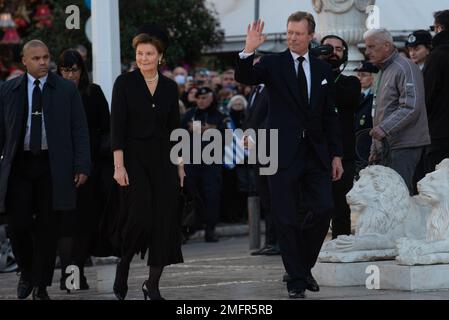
[110,31,185,300]
[57,49,112,291]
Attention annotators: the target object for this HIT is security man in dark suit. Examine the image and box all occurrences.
[235,12,343,298]
[0,40,90,300]
[320,35,361,239]
[354,61,378,168]
[244,73,280,256]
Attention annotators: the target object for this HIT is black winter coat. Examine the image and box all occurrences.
[423,30,449,148]
[0,73,90,212]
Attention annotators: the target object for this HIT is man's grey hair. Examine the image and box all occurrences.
[363,28,394,44]
[21,39,48,57]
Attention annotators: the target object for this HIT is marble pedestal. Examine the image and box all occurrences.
[312,260,392,287]
[95,264,116,292]
[313,260,449,291]
[378,263,449,291]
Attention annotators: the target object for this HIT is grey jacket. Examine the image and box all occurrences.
[371,51,430,154]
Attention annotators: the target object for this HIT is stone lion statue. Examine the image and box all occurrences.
[396,159,449,265]
[312,0,375,13]
[319,165,428,262]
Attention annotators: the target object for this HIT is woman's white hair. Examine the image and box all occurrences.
[227,94,248,110]
[363,28,394,44]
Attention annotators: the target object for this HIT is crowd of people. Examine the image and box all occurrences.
[0,8,448,300]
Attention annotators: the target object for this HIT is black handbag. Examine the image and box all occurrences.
[179,178,205,242]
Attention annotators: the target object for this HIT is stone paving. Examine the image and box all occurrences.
[1,235,449,300]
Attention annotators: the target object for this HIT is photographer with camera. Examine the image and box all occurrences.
[317,35,360,238]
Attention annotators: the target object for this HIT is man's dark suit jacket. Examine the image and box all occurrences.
[235,50,343,169]
[244,85,269,131]
[0,72,91,212]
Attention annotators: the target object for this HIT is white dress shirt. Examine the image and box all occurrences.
[24,73,48,151]
[239,50,311,102]
[362,88,372,98]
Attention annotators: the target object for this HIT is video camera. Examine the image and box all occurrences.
[309,40,334,57]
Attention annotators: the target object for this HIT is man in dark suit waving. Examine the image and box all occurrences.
[235,11,343,299]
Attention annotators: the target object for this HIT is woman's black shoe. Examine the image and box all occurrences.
[142,280,165,300]
[113,260,129,300]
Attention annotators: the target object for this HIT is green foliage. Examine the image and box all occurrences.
[22,0,223,68]
[119,0,223,68]
[23,0,91,60]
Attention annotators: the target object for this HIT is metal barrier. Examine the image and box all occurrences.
[248,196,261,250]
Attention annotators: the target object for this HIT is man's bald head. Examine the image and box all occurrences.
[21,40,50,79]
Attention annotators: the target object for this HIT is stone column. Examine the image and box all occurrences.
[92,0,121,106]
[312,0,375,74]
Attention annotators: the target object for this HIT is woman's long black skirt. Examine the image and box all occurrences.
[110,137,183,266]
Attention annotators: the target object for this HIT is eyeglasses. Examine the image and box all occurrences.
[60,67,80,73]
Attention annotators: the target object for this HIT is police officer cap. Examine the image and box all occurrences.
[405,30,432,47]
[354,61,379,73]
[195,87,213,97]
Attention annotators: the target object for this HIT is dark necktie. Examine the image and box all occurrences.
[297,56,308,107]
[30,79,42,154]
[249,85,262,111]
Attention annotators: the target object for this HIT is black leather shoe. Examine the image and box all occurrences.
[205,232,219,243]
[251,245,280,256]
[288,288,306,299]
[17,275,33,299]
[261,246,280,256]
[282,272,291,282]
[32,287,50,300]
[251,246,269,256]
[306,275,320,292]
